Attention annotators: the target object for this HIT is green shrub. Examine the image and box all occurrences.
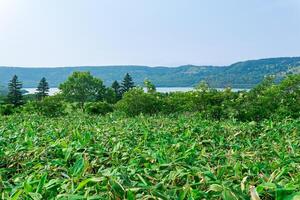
[68,102,82,111]
[275,74,300,118]
[0,104,15,116]
[84,102,113,115]
[235,75,300,121]
[191,90,228,120]
[161,90,237,120]
[24,96,65,117]
[116,88,161,116]
[160,92,194,114]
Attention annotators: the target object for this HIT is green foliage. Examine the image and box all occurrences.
[7,75,23,107]
[235,75,300,121]
[2,74,296,121]
[120,73,135,95]
[144,78,156,93]
[59,71,106,108]
[276,74,300,118]
[111,74,300,120]
[160,92,195,114]
[158,88,237,120]
[194,80,210,91]
[23,96,65,117]
[103,87,117,104]
[111,80,122,101]
[1,65,299,200]
[36,77,49,100]
[23,93,37,102]
[0,104,15,115]
[84,101,113,115]
[0,114,299,199]
[116,88,161,116]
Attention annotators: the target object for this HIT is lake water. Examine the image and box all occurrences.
[24,87,194,95]
[24,87,248,95]
[24,88,60,95]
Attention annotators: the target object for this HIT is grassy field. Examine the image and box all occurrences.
[0,113,300,199]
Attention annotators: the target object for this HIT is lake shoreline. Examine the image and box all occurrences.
[24,87,249,95]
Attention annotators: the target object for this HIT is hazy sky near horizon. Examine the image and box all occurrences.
[0,0,299,67]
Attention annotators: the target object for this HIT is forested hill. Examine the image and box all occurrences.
[0,57,299,88]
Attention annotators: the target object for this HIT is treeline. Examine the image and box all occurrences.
[0,72,135,116]
[0,72,299,121]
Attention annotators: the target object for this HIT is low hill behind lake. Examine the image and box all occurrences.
[0,57,299,88]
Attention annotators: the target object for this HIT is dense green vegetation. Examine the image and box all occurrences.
[0,57,299,88]
[114,75,300,121]
[1,72,299,121]
[0,71,299,199]
[0,114,299,199]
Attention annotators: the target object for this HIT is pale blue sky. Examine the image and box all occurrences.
[0,0,299,67]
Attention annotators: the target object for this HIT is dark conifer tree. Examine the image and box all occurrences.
[36,77,49,100]
[7,75,23,106]
[111,80,121,100]
[120,73,134,95]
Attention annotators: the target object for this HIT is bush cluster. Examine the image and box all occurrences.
[23,96,66,117]
[115,75,300,121]
[84,101,113,115]
[115,88,161,116]
[0,104,14,116]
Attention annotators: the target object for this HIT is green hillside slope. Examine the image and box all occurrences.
[0,57,299,88]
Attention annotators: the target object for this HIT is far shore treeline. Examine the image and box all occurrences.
[0,57,300,88]
[0,71,299,121]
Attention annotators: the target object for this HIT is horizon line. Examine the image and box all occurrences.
[0,56,299,68]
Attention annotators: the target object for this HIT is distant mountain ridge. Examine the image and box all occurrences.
[0,57,299,88]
